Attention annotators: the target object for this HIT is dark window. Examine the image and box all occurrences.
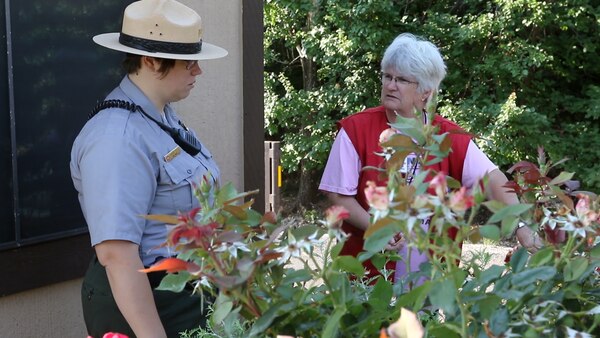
[1,1,129,249]
[0,1,133,295]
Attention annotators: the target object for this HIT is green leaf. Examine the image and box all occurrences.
[509,247,529,273]
[488,204,532,223]
[291,224,321,239]
[590,244,600,259]
[500,215,518,238]
[333,256,365,276]
[511,266,556,287]
[395,281,432,311]
[490,307,509,336]
[478,265,505,286]
[549,171,574,185]
[370,278,393,306]
[330,241,344,258]
[476,295,502,319]
[479,225,500,241]
[281,269,313,285]
[412,169,432,195]
[211,293,234,326]
[429,277,457,317]
[363,224,398,254]
[390,115,426,145]
[528,247,554,267]
[427,326,461,338]
[322,306,347,338]
[563,257,589,282]
[483,200,506,213]
[156,271,190,292]
[248,303,282,337]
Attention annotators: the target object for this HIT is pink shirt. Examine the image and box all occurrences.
[319,128,497,194]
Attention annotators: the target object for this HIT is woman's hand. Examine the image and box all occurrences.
[386,233,405,251]
[515,226,543,253]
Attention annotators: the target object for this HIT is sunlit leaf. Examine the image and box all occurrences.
[381,134,415,149]
[549,171,574,186]
[507,161,539,174]
[479,225,500,241]
[223,204,248,220]
[139,257,198,274]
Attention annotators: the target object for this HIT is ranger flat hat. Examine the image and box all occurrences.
[93,0,227,60]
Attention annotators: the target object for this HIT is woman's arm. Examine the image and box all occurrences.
[487,169,543,252]
[95,240,167,338]
[324,192,370,231]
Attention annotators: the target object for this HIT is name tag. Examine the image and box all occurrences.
[164,146,181,162]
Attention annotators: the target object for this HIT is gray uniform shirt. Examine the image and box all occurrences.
[70,76,220,266]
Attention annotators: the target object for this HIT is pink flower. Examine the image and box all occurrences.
[100,333,129,338]
[575,194,599,226]
[379,128,396,145]
[448,187,474,212]
[429,172,447,198]
[365,181,390,211]
[325,205,350,229]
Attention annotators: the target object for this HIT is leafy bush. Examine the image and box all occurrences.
[145,109,599,337]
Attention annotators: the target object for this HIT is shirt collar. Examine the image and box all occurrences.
[118,75,166,122]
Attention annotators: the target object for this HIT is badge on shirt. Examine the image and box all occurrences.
[164,146,182,162]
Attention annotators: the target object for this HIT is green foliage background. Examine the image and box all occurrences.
[264,0,600,193]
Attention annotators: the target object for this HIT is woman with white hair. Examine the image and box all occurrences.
[319,33,540,284]
[70,0,227,336]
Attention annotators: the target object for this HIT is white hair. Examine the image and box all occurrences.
[381,33,447,94]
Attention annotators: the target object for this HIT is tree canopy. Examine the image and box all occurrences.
[264,0,600,200]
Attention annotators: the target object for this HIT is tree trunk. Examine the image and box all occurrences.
[294,0,319,209]
[297,161,317,208]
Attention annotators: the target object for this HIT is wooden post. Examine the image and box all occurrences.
[264,141,281,212]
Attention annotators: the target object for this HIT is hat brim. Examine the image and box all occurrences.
[93,33,228,60]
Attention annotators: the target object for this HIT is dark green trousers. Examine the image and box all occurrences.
[81,257,210,338]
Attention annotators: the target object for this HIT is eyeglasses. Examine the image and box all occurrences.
[381,72,418,86]
[185,60,198,70]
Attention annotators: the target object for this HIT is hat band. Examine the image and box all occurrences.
[119,33,202,54]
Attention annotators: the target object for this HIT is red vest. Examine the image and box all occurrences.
[338,106,471,280]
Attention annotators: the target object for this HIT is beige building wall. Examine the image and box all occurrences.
[0,1,244,337]
[175,0,244,191]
